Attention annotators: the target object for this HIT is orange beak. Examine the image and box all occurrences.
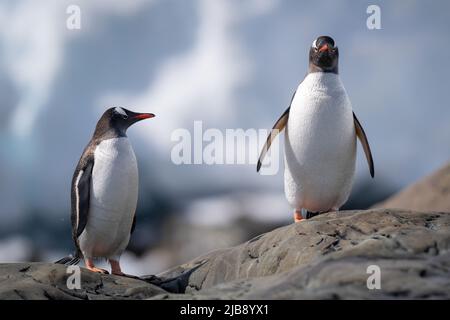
[318,44,329,52]
[133,113,155,120]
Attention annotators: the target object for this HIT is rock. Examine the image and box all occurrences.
[0,262,166,300]
[375,162,450,212]
[159,252,450,300]
[154,209,450,299]
[1,209,449,299]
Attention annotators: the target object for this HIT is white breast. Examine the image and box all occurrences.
[284,72,356,212]
[79,137,138,260]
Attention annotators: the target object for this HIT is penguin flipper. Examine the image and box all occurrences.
[257,90,297,172]
[353,112,375,178]
[71,157,94,240]
[130,214,137,234]
[257,107,290,172]
[258,105,297,174]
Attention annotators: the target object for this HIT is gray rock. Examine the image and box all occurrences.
[0,263,166,300]
[154,209,450,299]
[375,162,450,212]
[159,252,450,300]
[1,209,449,299]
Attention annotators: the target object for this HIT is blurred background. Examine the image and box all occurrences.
[0,0,449,275]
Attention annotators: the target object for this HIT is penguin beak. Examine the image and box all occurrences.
[318,44,329,52]
[132,113,155,120]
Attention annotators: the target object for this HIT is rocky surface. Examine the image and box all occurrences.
[376,162,450,212]
[0,262,167,300]
[154,209,450,299]
[2,208,449,299]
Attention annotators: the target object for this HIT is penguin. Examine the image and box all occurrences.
[56,107,155,275]
[257,36,374,223]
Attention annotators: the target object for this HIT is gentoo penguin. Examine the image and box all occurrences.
[257,36,374,223]
[56,107,155,275]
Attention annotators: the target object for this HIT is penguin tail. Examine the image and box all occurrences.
[54,254,81,266]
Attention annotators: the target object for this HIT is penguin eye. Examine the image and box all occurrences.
[121,114,128,120]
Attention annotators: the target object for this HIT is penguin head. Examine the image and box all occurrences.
[309,36,338,73]
[94,107,155,138]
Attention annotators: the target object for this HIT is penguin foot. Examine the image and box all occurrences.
[87,267,109,274]
[85,259,109,274]
[294,210,304,223]
[294,209,324,222]
[108,259,138,278]
[109,259,128,278]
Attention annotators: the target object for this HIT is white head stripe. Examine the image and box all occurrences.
[312,39,317,49]
[114,107,127,116]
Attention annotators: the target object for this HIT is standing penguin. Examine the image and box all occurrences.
[56,107,155,275]
[257,36,374,222]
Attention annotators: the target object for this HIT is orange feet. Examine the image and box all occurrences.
[294,210,304,223]
[294,208,333,222]
[109,259,139,278]
[85,258,109,274]
[109,259,123,275]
